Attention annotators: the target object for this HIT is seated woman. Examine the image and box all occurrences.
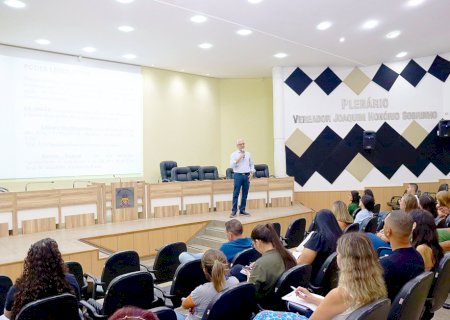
[176,249,238,320]
[297,210,342,284]
[242,224,297,307]
[410,209,444,271]
[347,191,360,217]
[331,200,353,231]
[3,238,79,320]
[254,232,387,320]
[419,193,438,218]
[435,190,450,227]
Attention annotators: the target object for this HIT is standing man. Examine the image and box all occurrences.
[230,138,255,218]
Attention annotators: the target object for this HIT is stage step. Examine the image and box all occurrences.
[204,226,227,239]
[189,234,225,249]
[187,243,210,253]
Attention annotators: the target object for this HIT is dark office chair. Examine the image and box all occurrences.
[188,166,201,180]
[146,242,187,284]
[230,247,261,268]
[85,250,141,299]
[159,258,208,308]
[171,167,192,182]
[272,222,281,238]
[225,168,234,179]
[66,261,88,300]
[422,253,450,319]
[309,252,339,296]
[347,298,391,320]
[0,275,13,315]
[198,166,219,180]
[282,218,306,249]
[373,203,381,214]
[151,306,177,320]
[254,164,269,178]
[160,161,177,182]
[343,222,359,234]
[388,271,434,320]
[201,283,256,320]
[360,216,378,233]
[81,271,162,319]
[16,293,80,320]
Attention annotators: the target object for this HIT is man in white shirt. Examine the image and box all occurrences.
[230,138,255,218]
[406,183,420,204]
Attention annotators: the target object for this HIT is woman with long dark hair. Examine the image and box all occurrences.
[4,238,79,319]
[419,193,438,218]
[347,191,360,216]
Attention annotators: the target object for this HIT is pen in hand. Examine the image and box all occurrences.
[291,286,307,298]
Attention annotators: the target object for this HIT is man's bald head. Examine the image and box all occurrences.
[385,210,414,239]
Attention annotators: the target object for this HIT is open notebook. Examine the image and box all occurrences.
[282,290,324,311]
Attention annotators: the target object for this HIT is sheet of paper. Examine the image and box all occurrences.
[282,290,324,311]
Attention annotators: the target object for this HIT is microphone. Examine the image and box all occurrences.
[72,180,92,188]
[113,174,122,183]
[25,181,55,192]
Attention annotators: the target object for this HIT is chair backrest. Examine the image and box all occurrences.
[388,271,434,320]
[254,164,269,178]
[284,218,306,248]
[0,275,13,315]
[225,168,234,179]
[270,264,312,311]
[65,261,87,299]
[347,298,391,320]
[343,222,360,234]
[160,161,177,181]
[103,271,157,316]
[198,166,219,180]
[171,167,192,182]
[360,216,378,233]
[352,207,362,219]
[272,222,281,238]
[151,306,177,320]
[16,293,80,320]
[377,247,393,257]
[230,248,261,267]
[152,242,187,284]
[310,252,339,295]
[169,258,208,307]
[373,203,381,213]
[201,282,256,320]
[188,166,201,180]
[427,253,450,312]
[101,250,141,291]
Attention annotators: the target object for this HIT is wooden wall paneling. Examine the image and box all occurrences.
[163,227,179,244]
[99,236,117,252]
[0,262,23,283]
[22,217,56,234]
[16,190,60,210]
[215,201,232,212]
[246,199,267,209]
[186,203,209,215]
[154,205,179,218]
[268,177,294,191]
[117,233,134,252]
[148,229,164,256]
[134,231,151,257]
[0,222,9,237]
[65,213,95,229]
[271,197,292,207]
[212,180,233,194]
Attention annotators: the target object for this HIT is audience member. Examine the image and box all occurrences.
[254,233,387,320]
[437,183,449,192]
[3,238,79,320]
[179,219,252,264]
[410,209,444,271]
[176,249,238,320]
[379,210,424,300]
[347,190,360,217]
[363,189,375,202]
[399,193,419,213]
[435,190,450,227]
[354,195,375,224]
[331,200,353,231]
[419,193,438,218]
[109,306,159,320]
[407,183,420,203]
[437,227,450,251]
[297,209,342,284]
[242,224,296,307]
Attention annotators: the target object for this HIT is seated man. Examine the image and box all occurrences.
[354,194,375,224]
[179,219,252,264]
[380,210,424,300]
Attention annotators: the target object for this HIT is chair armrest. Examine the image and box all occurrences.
[79,300,107,319]
[84,273,105,299]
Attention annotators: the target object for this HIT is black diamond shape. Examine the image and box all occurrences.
[314,67,342,95]
[372,64,399,91]
[284,67,313,95]
[400,60,426,87]
[428,55,450,82]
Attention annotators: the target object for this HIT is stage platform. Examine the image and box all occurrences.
[0,203,312,281]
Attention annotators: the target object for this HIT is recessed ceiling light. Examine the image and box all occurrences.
[316,21,332,31]
[362,20,379,29]
[339,37,345,42]
[116,0,135,4]
[407,0,425,7]
[386,30,401,39]
[248,0,263,3]
[190,15,207,23]
[35,39,51,45]
[198,43,213,49]
[237,29,253,36]
[82,46,97,53]
[123,53,136,59]
[396,51,408,58]
[118,25,134,32]
[4,0,26,8]
[274,52,288,59]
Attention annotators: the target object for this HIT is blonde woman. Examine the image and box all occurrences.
[254,232,387,320]
[399,193,419,213]
[176,249,238,320]
[332,200,354,231]
[435,190,450,226]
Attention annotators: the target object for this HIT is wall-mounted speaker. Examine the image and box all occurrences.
[437,119,450,137]
[363,131,376,150]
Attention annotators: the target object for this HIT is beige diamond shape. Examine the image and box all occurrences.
[285,129,313,157]
[344,68,372,95]
[402,120,428,148]
[346,153,374,182]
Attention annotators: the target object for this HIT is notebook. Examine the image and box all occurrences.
[282,290,324,311]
